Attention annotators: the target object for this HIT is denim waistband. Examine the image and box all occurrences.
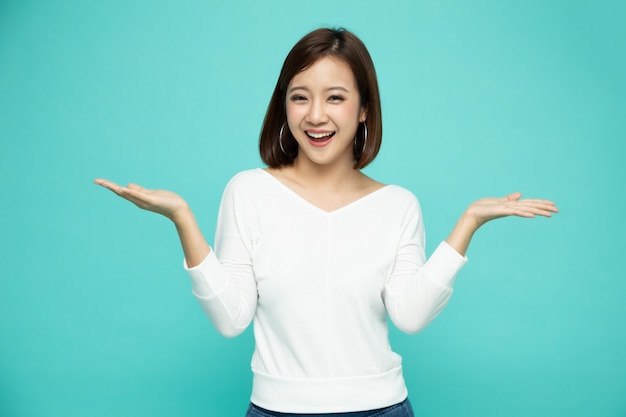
[245,397,412,417]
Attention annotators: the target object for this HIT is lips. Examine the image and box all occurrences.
[306,130,335,145]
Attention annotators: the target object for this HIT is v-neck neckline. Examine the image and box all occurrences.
[258,168,389,215]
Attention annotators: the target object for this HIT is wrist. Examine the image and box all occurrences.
[458,210,480,235]
[445,212,478,257]
[171,202,193,225]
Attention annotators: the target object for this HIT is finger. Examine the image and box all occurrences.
[505,192,522,201]
[519,198,557,206]
[502,205,538,218]
[96,179,146,202]
[513,211,536,218]
[517,200,559,213]
[94,178,119,188]
[118,186,150,202]
[117,189,157,211]
[514,205,555,218]
[94,178,126,195]
[530,207,556,217]
[127,183,147,192]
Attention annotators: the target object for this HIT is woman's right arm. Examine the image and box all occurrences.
[94,177,257,337]
[93,179,210,267]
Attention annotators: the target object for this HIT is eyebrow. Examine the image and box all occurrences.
[288,86,351,94]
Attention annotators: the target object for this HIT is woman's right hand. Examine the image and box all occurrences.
[94,178,189,223]
[95,178,211,265]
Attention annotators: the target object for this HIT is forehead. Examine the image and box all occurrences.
[289,56,357,89]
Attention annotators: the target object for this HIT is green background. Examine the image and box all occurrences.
[1,0,624,416]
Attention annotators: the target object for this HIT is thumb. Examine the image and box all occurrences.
[127,183,146,192]
[505,192,522,201]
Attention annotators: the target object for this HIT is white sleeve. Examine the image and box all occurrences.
[184,177,258,338]
[383,197,467,334]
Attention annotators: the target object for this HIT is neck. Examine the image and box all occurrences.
[291,157,360,192]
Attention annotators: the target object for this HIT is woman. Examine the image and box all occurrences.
[95,28,557,416]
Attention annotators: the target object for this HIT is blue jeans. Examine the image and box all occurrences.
[244,398,414,417]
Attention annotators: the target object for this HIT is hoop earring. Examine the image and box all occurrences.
[279,122,292,156]
[354,123,368,156]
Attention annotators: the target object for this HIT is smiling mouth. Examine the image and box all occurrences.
[306,131,335,142]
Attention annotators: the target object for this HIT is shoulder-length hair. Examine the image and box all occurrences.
[259,28,382,169]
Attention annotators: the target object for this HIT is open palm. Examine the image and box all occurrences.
[94,178,188,222]
[467,192,558,228]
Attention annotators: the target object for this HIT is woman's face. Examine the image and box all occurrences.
[285,56,367,170]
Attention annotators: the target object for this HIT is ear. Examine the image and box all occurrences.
[359,106,368,123]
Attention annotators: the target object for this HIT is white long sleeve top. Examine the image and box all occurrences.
[185,169,467,413]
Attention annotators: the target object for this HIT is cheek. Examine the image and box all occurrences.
[285,102,304,123]
[338,104,363,126]
[285,104,304,136]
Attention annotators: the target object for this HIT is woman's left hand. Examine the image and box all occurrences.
[465,192,559,229]
[446,192,559,256]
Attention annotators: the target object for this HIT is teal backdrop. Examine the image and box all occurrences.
[1,0,624,416]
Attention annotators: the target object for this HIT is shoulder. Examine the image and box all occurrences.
[381,185,421,209]
[355,184,422,227]
[222,168,269,195]
[226,168,266,187]
[380,186,425,233]
[358,172,420,208]
[376,185,424,227]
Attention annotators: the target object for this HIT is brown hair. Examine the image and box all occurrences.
[259,28,382,169]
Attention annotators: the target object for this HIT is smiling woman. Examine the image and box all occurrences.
[94,27,558,416]
[259,29,381,170]
[285,57,366,167]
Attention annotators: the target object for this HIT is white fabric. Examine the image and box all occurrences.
[185,169,467,413]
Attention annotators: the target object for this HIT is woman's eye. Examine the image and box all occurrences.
[290,95,307,102]
[329,95,345,102]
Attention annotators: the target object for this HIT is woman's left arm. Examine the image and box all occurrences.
[446,192,559,256]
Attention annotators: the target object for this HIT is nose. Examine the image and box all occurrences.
[306,99,327,124]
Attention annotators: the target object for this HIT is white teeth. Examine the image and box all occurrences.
[307,131,334,139]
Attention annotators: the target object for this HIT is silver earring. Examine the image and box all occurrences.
[279,122,298,157]
[362,123,368,152]
[279,123,289,155]
[354,123,368,156]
